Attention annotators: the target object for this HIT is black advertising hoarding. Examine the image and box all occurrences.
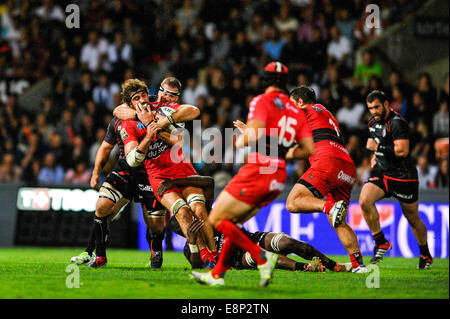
[15,187,135,248]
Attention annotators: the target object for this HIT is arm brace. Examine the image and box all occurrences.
[126,147,146,167]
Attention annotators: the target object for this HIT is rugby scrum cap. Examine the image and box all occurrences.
[262,61,289,88]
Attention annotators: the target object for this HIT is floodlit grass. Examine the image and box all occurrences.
[0,247,448,299]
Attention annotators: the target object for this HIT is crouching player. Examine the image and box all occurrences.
[177,218,351,272]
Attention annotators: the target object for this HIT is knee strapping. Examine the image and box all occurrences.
[98,185,123,203]
[186,193,206,206]
[147,209,166,218]
[244,252,256,268]
[170,198,189,216]
[270,232,288,253]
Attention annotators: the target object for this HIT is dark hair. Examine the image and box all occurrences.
[289,85,317,104]
[366,90,389,104]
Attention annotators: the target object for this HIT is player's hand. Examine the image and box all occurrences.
[285,145,298,160]
[366,138,378,151]
[147,121,161,140]
[187,218,204,245]
[233,120,247,134]
[370,154,377,168]
[90,173,101,190]
[136,102,153,125]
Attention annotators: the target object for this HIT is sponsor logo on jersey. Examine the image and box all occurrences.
[274,97,284,110]
[138,184,153,192]
[146,140,169,159]
[120,128,128,141]
[269,179,285,192]
[337,170,356,185]
[311,105,323,112]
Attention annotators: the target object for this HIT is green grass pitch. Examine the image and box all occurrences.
[0,247,448,299]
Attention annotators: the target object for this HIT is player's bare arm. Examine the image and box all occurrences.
[91,141,114,190]
[156,104,200,130]
[285,137,315,160]
[113,103,135,120]
[366,138,378,151]
[124,123,159,167]
[234,119,265,148]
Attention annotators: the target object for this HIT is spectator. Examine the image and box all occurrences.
[416,155,438,189]
[92,73,120,111]
[80,30,109,73]
[261,26,285,62]
[89,128,106,167]
[38,152,65,184]
[411,121,433,161]
[327,26,351,77]
[336,8,356,45]
[71,72,94,106]
[175,0,198,32]
[246,14,269,45]
[346,134,364,167]
[0,153,22,182]
[107,32,133,79]
[417,72,438,113]
[434,157,449,188]
[409,91,432,129]
[64,160,91,185]
[390,86,408,116]
[208,27,231,66]
[273,3,299,37]
[439,73,449,103]
[353,9,383,46]
[433,101,449,139]
[353,50,382,87]
[336,94,365,134]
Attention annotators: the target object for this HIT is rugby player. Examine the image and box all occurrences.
[360,90,433,269]
[190,62,315,287]
[115,78,219,266]
[70,112,167,268]
[286,85,367,273]
[173,218,351,273]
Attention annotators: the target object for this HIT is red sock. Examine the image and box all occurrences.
[350,252,363,268]
[211,237,235,278]
[200,248,210,263]
[322,200,334,214]
[216,220,265,265]
[211,250,219,262]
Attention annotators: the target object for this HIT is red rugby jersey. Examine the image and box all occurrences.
[247,91,312,163]
[302,103,353,163]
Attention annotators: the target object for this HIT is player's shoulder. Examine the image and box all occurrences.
[387,110,409,130]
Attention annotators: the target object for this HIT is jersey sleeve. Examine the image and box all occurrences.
[120,121,139,146]
[296,110,313,140]
[390,117,410,141]
[247,95,268,123]
[104,118,117,145]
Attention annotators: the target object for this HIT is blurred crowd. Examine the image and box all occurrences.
[0,0,448,190]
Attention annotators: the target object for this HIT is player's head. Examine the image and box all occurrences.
[289,85,316,108]
[158,77,182,103]
[262,61,289,91]
[120,78,149,108]
[366,90,390,122]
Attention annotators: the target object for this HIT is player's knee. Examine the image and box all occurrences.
[359,196,373,212]
[207,213,222,228]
